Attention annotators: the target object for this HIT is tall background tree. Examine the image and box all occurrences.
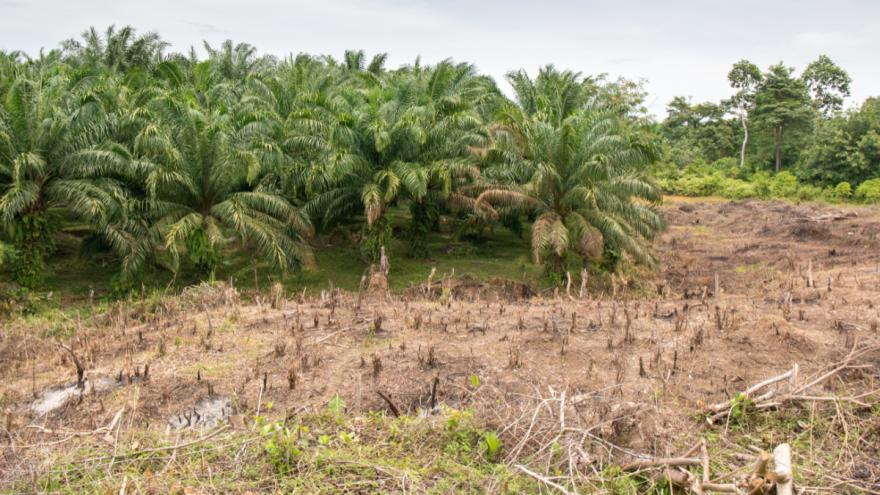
[727,60,762,168]
[751,63,815,173]
[802,55,852,117]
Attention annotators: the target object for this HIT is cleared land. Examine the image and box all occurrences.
[2,198,880,493]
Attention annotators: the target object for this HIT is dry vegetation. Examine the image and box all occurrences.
[2,198,880,494]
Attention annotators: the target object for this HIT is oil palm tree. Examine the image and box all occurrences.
[474,69,664,275]
[236,55,345,202]
[292,62,486,258]
[203,40,276,82]
[138,96,313,277]
[61,25,168,74]
[0,66,128,286]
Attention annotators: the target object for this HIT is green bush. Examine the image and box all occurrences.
[0,242,12,268]
[855,178,880,203]
[717,178,755,199]
[750,171,772,198]
[360,217,393,261]
[649,159,869,204]
[10,215,56,289]
[768,171,800,198]
[673,172,723,196]
[711,157,743,178]
[832,181,853,200]
[649,162,681,182]
[795,184,823,201]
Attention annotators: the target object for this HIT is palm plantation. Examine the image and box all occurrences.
[0,25,665,290]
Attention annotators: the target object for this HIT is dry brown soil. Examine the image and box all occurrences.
[2,198,880,488]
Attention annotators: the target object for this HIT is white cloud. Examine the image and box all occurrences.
[794,31,863,48]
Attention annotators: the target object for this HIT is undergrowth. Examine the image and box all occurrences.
[19,404,536,494]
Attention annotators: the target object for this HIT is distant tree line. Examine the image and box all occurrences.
[658,56,880,202]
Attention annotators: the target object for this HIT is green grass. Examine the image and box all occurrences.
[19,407,537,494]
[4,208,545,309]
[230,210,543,294]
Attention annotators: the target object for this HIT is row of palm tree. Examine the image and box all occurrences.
[0,26,664,289]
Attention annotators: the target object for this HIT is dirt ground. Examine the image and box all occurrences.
[2,198,880,491]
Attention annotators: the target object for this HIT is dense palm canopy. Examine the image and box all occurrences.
[141,97,314,275]
[0,63,129,285]
[61,25,168,74]
[0,26,665,289]
[293,60,491,257]
[472,69,664,273]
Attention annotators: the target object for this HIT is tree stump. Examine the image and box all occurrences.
[366,246,390,299]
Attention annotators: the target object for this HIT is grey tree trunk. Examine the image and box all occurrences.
[739,110,748,168]
[774,125,783,173]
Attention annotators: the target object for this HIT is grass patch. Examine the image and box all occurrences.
[735,261,765,274]
[21,408,537,494]
[4,207,546,312]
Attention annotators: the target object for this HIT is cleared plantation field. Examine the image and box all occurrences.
[1,198,879,494]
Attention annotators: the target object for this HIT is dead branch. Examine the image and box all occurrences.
[514,463,572,495]
[621,457,702,471]
[706,344,880,424]
[376,391,400,418]
[56,341,85,388]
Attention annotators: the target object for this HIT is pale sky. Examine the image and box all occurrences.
[2,0,878,117]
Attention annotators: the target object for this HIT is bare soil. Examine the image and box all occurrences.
[2,198,880,491]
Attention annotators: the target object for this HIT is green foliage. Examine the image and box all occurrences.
[185,227,221,274]
[471,68,664,276]
[406,201,440,258]
[662,98,739,163]
[767,171,799,198]
[469,373,480,389]
[727,393,756,426]
[656,160,877,205]
[751,63,815,172]
[855,178,880,203]
[480,431,501,461]
[795,184,823,201]
[260,419,312,473]
[796,117,869,187]
[802,54,852,116]
[360,216,392,262]
[0,241,11,267]
[718,178,756,199]
[327,394,347,415]
[9,215,56,288]
[832,182,853,200]
[664,56,862,180]
[443,408,483,458]
[9,29,662,289]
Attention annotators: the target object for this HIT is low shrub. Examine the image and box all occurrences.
[673,172,723,196]
[652,159,875,205]
[768,171,800,198]
[855,178,880,203]
[795,184,823,202]
[832,182,853,200]
[717,178,755,199]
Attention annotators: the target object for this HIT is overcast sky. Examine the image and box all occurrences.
[2,0,878,117]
